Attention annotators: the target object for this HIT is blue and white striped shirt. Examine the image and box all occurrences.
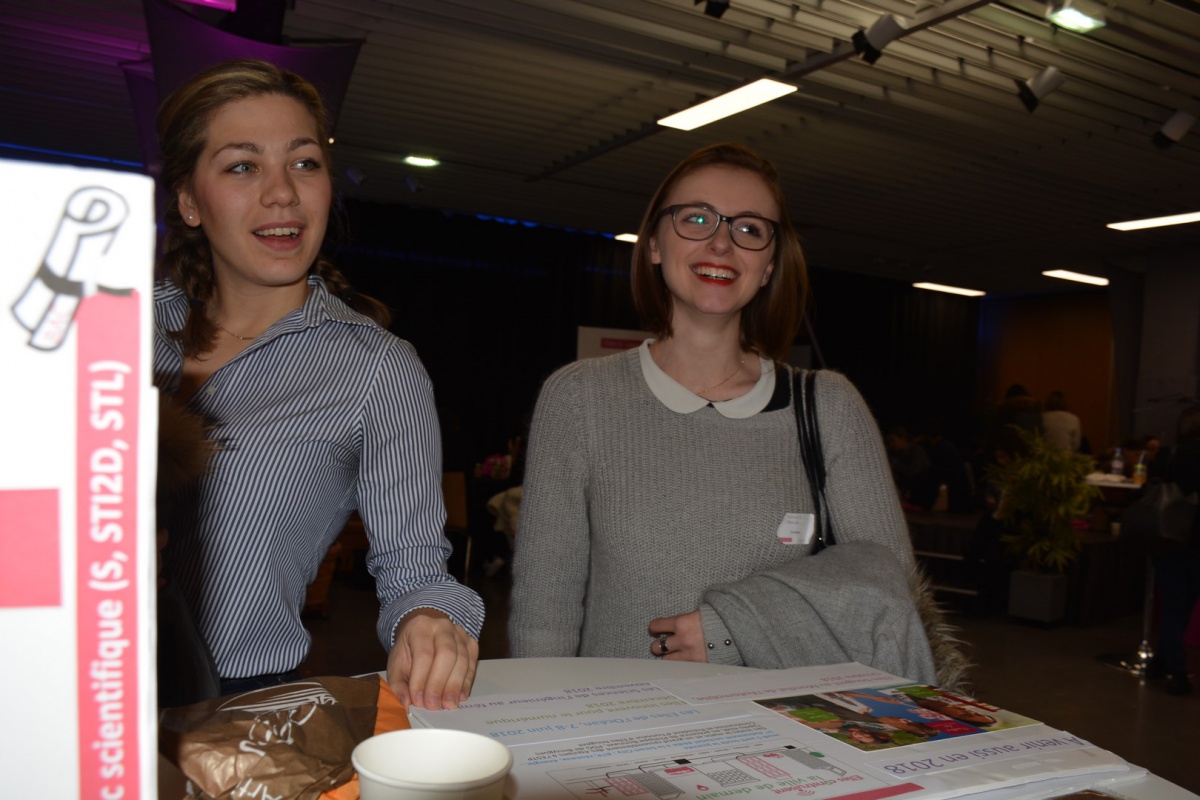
[154,276,484,679]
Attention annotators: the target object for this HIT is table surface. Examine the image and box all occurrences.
[1087,473,1142,490]
[459,657,1198,800]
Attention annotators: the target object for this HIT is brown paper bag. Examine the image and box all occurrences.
[160,675,382,800]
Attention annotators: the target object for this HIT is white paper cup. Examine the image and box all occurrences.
[352,729,513,800]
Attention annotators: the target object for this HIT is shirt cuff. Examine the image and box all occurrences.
[699,603,744,666]
[379,582,486,650]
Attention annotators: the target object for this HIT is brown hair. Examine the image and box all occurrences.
[156,58,389,356]
[630,142,806,362]
[1044,390,1067,411]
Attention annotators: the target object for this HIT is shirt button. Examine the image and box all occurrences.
[206,386,216,396]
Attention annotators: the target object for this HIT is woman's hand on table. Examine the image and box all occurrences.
[387,608,479,711]
[648,610,708,662]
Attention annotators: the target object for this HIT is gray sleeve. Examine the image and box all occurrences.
[702,542,938,684]
[508,364,591,657]
[814,371,916,569]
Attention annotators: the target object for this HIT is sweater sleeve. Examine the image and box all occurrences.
[702,542,937,683]
[699,370,926,670]
[815,371,915,568]
[508,364,592,656]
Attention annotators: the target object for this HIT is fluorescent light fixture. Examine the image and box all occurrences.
[614,233,638,243]
[1107,211,1200,231]
[1042,269,1109,286]
[913,282,985,297]
[403,155,439,168]
[1046,0,1105,32]
[657,79,796,131]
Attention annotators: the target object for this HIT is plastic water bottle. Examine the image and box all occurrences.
[1110,447,1125,477]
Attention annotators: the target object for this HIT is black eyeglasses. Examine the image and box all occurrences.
[659,204,779,251]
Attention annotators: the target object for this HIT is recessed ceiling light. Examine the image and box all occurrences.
[913,282,985,297]
[657,79,797,131]
[403,155,439,168]
[1042,269,1109,286]
[614,233,638,243]
[1107,211,1200,231]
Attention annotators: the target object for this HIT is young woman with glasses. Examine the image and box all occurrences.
[509,143,938,684]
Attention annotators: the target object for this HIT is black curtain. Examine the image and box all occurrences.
[334,199,637,462]
[806,268,980,455]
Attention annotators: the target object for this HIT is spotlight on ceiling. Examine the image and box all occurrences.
[694,0,730,19]
[1152,111,1197,149]
[1015,65,1065,112]
[1045,0,1106,33]
[851,14,907,64]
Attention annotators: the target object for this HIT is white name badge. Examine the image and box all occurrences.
[777,512,815,545]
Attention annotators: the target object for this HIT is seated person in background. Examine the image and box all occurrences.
[886,426,939,510]
[154,59,482,708]
[510,143,939,686]
[1041,390,1082,452]
[916,417,974,513]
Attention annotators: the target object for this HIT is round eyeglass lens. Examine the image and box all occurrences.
[672,205,774,250]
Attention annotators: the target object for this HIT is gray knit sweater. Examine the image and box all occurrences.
[509,348,933,681]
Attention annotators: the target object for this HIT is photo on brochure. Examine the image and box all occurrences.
[755,685,1038,752]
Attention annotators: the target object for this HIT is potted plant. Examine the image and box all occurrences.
[988,426,1100,622]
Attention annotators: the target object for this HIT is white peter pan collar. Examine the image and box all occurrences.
[639,339,776,419]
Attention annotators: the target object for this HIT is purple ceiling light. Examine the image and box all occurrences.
[176,0,237,12]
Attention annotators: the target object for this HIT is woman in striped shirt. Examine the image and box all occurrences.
[154,59,483,709]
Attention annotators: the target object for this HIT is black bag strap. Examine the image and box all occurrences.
[793,369,834,553]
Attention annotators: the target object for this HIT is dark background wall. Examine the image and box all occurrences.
[333,198,1119,469]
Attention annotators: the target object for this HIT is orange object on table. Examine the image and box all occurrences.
[321,676,410,800]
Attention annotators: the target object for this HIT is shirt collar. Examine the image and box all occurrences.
[639,339,776,419]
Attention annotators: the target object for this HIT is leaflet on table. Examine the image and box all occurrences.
[412,664,1134,800]
[415,681,737,746]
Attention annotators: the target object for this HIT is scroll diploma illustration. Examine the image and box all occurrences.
[11,186,131,351]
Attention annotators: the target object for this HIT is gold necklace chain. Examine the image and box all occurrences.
[214,320,256,341]
[696,355,746,398]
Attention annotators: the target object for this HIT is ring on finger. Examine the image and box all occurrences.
[656,634,669,657]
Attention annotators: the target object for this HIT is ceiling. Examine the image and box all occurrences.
[2,0,1198,296]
